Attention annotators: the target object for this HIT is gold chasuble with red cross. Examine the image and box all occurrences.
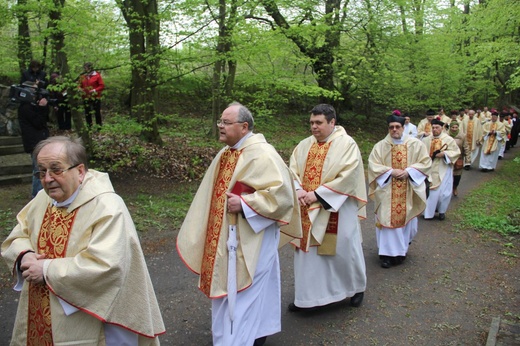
[288,126,367,254]
[368,134,432,229]
[177,133,301,298]
[484,122,497,155]
[28,205,78,345]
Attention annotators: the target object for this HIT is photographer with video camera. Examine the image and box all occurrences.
[17,62,50,198]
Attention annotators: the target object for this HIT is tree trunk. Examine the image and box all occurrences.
[119,0,162,145]
[261,0,343,106]
[46,0,91,151]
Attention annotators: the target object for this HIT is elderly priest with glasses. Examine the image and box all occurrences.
[1,136,165,345]
[177,102,301,346]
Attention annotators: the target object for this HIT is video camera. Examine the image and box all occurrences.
[9,83,56,105]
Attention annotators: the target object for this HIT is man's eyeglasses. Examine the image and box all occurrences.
[388,125,402,130]
[217,120,245,127]
[34,164,80,179]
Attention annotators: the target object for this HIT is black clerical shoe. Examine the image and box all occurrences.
[438,213,446,220]
[253,336,267,346]
[393,256,406,265]
[350,292,364,307]
[288,303,314,312]
[380,258,392,268]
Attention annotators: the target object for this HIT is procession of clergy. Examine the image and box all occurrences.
[3,102,518,346]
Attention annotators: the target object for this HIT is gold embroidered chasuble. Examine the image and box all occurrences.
[368,135,431,229]
[177,134,301,298]
[27,206,78,345]
[289,126,367,251]
[1,170,165,345]
[482,121,506,155]
[421,133,461,189]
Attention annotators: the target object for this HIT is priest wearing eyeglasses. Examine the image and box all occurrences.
[1,136,165,345]
[368,115,431,268]
[177,102,301,346]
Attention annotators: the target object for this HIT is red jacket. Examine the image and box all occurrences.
[79,71,105,99]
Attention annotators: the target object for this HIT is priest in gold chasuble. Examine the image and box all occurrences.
[479,110,506,171]
[421,119,461,220]
[1,137,165,345]
[461,110,484,167]
[288,104,367,311]
[368,115,431,269]
[177,102,300,346]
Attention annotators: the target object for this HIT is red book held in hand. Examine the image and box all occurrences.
[231,181,255,195]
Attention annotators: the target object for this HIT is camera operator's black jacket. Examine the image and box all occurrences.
[18,102,49,154]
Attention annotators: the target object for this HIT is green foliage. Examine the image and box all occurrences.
[457,157,520,238]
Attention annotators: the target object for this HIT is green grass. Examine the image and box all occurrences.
[127,182,199,233]
[0,209,16,239]
[456,156,520,238]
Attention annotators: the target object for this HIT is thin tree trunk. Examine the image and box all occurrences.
[16,0,32,73]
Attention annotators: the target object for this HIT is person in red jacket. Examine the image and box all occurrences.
[79,62,105,127]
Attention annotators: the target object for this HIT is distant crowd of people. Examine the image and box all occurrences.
[2,100,518,345]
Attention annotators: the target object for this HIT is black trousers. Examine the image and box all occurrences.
[56,104,72,130]
[84,99,102,127]
[453,174,462,188]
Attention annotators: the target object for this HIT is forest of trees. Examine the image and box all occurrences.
[0,0,518,143]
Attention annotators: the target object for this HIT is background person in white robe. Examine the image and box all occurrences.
[403,114,418,138]
[479,111,506,172]
[177,102,300,346]
[1,136,165,345]
[288,104,367,312]
[368,115,431,268]
[422,120,461,220]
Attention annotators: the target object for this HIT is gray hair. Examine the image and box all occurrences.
[33,136,88,170]
[229,102,254,131]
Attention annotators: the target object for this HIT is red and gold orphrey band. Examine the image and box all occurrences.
[299,142,332,251]
[200,149,241,297]
[390,144,408,228]
[28,205,78,345]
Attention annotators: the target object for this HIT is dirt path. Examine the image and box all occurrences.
[0,148,518,345]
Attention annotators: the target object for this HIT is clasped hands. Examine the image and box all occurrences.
[391,169,409,180]
[20,252,46,284]
[297,189,318,207]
